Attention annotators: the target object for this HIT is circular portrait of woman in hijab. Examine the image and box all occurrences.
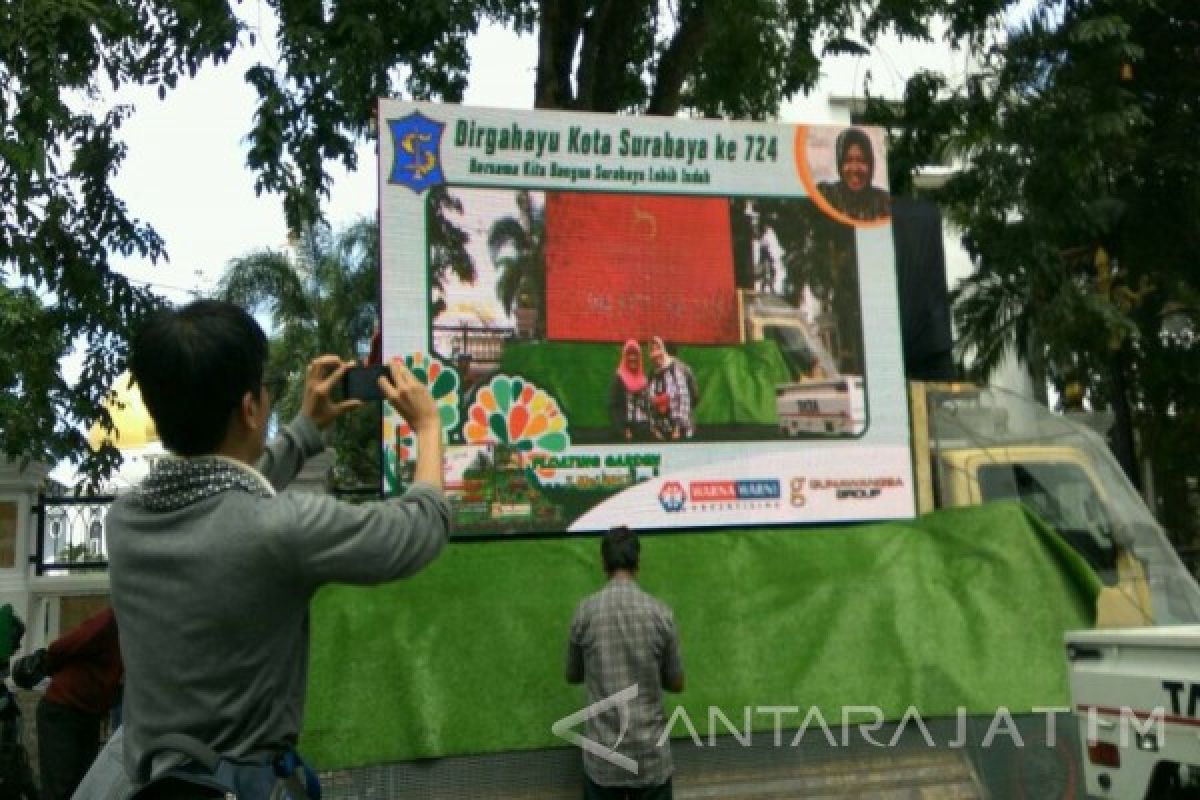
[795,125,892,227]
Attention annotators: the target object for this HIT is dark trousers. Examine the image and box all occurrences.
[36,698,102,800]
[584,775,673,800]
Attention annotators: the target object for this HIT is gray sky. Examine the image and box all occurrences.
[106,20,537,305]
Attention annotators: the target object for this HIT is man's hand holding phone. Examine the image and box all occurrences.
[301,356,443,490]
[302,356,362,429]
[340,365,389,402]
[379,359,443,490]
[377,361,438,432]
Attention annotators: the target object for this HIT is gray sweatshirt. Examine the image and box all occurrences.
[106,415,451,780]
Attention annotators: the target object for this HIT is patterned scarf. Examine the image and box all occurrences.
[130,456,275,512]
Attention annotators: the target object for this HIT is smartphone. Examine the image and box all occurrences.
[340,365,389,402]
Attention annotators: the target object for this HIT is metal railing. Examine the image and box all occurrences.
[432,323,516,364]
[33,495,116,575]
[30,487,387,575]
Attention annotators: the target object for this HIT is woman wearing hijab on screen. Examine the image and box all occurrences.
[817,127,892,222]
[609,339,650,440]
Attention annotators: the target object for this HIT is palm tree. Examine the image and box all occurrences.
[216,219,380,487]
[429,187,477,316]
[488,190,546,338]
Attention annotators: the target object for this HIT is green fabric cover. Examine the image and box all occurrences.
[497,340,792,429]
[301,502,1099,769]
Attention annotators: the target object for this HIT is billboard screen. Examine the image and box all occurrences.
[378,101,914,534]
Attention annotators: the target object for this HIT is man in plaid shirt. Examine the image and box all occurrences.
[567,527,686,799]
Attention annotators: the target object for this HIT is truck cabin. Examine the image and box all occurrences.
[761,323,819,380]
[976,461,1118,583]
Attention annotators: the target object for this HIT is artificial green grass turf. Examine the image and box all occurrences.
[300,501,1099,769]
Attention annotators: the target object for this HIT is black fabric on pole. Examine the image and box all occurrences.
[891,197,956,381]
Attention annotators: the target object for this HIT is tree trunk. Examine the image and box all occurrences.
[575,0,617,110]
[535,0,585,109]
[646,0,711,116]
[576,0,656,112]
[536,0,711,115]
[1108,345,1142,490]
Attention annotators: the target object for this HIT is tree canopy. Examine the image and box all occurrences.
[1,1,240,483]
[4,0,1016,483]
[868,0,1200,547]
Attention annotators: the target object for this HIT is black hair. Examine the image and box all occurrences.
[129,300,268,456]
[602,526,640,573]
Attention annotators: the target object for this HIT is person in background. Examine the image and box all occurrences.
[0,605,37,799]
[11,606,122,800]
[609,339,650,441]
[566,527,685,800]
[646,337,699,441]
[455,351,479,400]
[816,127,891,222]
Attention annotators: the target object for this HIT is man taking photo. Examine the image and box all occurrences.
[103,299,451,798]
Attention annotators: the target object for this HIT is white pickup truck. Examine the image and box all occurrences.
[737,290,868,437]
[1066,626,1200,798]
[775,376,866,436]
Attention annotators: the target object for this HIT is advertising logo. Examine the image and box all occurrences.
[736,479,781,499]
[658,481,687,513]
[814,477,904,500]
[790,477,807,507]
[687,480,780,511]
[790,476,905,503]
[388,112,446,193]
[689,481,737,501]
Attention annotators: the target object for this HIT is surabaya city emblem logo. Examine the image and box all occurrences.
[388,112,446,193]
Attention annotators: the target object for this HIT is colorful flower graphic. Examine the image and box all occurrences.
[385,416,418,462]
[463,374,570,455]
[403,352,461,432]
[382,353,461,491]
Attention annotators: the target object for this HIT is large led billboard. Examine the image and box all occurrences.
[378,101,915,534]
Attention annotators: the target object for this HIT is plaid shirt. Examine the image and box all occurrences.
[567,578,684,787]
[649,359,696,439]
